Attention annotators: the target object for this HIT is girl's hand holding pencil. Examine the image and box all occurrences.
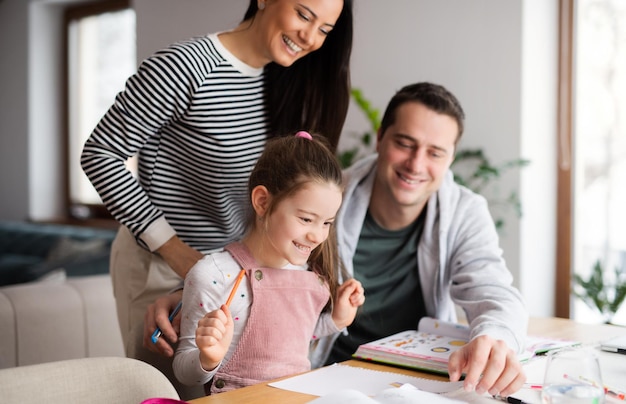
[196,305,235,372]
[196,269,246,372]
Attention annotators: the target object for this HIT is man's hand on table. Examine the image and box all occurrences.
[448,335,526,397]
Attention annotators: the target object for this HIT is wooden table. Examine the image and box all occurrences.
[189,317,626,403]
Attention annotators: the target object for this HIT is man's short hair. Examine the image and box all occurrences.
[379,82,465,144]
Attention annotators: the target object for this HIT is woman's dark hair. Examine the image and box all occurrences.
[243,0,353,151]
[247,133,343,306]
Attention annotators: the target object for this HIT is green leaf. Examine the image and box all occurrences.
[572,260,626,321]
[338,148,358,169]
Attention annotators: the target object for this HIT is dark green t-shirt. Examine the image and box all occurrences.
[326,209,427,364]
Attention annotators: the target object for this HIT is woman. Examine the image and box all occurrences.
[80,0,353,399]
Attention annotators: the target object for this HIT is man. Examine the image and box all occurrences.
[146,82,528,397]
[311,82,528,396]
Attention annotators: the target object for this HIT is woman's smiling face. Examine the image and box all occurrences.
[254,0,344,67]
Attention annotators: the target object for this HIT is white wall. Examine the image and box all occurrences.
[134,0,244,61]
[29,2,65,220]
[0,0,30,219]
[0,0,559,316]
[520,0,559,318]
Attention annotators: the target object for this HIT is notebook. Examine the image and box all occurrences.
[600,335,626,354]
[352,317,579,375]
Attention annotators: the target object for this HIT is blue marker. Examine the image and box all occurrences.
[151,301,182,344]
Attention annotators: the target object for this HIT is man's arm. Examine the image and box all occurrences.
[445,191,528,395]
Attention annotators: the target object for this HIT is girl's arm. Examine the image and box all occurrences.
[173,255,250,386]
[173,258,227,386]
[331,278,365,330]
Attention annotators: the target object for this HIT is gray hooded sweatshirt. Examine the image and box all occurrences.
[309,154,528,368]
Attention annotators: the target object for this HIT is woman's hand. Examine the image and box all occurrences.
[143,290,183,357]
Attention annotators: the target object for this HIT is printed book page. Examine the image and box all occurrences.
[418,317,470,340]
[522,335,580,357]
[352,329,468,374]
[352,318,580,374]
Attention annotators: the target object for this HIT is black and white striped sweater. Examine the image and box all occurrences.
[81,34,268,252]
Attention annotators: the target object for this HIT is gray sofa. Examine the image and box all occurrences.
[0,221,117,286]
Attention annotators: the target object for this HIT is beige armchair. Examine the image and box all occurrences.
[0,356,182,404]
[0,274,124,368]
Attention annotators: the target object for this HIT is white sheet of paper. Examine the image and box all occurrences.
[309,385,468,404]
[268,364,464,397]
[307,389,379,404]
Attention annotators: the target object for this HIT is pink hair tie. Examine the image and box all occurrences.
[295,131,313,140]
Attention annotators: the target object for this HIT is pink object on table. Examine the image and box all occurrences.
[140,398,188,404]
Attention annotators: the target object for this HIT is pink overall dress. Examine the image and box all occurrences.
[207,242,330,394]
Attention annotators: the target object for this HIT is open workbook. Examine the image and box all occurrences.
[352,317,579,375]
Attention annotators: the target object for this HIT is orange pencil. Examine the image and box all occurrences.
[225,269,246,307]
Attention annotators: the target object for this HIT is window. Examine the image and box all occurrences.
[558,0,626,324]
[65,0,136,220]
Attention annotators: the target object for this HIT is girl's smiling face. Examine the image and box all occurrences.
[258,181,342,268]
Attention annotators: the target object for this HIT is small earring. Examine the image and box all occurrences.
[258,2,265,10]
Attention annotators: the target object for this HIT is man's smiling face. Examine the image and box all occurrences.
[373,101,458,221]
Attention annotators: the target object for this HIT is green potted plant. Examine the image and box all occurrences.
[338,88,377,169]
[572,260,626,324]
[450,149,529,230]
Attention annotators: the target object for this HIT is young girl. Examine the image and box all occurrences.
[173,132,364,394]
